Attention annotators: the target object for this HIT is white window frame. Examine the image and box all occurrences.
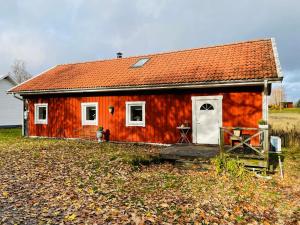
[34,103,48,125]
[126,101,146,127]
[81,102,98,126]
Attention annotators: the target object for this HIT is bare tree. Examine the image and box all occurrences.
[8,60,32,84]
[269,85,286,109]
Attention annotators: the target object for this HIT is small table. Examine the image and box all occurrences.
[176,127,191,144]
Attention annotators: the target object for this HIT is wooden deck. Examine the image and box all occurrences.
[159,144,219,160]
[159,144,269,169]
[220,127,270,170]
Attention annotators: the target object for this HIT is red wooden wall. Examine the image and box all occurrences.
[25,86,263,144]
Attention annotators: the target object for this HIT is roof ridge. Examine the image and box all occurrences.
[57,38,272,67]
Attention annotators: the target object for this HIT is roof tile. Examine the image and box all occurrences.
[11,39,279,93]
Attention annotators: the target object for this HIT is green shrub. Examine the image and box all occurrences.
[125,154,164,169]
[213,154,246,177]
[296,99,300,108]
[258,119,267,125]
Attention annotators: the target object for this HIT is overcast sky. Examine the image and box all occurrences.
[0,0,299,101]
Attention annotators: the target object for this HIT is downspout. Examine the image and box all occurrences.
[263,80,268,122]
[12,93,23,101]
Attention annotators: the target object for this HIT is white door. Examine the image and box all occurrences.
[192,96,222,144]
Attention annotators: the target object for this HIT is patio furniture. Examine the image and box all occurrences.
[230,128,251,148]
[219,126,270,171]
[230,128,242,146]
[176,126,191,144]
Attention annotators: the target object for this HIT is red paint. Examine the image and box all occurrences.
[26,87,263,144]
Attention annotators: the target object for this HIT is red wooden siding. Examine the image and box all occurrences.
[26,87,263,144]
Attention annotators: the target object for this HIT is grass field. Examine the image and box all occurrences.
[269,108,300,131]
[270,108,300,114]
[0,128,299,224]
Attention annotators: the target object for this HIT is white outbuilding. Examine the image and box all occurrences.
[0,74,22,127]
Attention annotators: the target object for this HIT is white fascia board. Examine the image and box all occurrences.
[11,80,273,95]
[271,38,284,79]
[191,95,223,101]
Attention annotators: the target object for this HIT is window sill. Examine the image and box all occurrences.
[82,123,98,126]
[126,123,145,127]
[35,121,48,125]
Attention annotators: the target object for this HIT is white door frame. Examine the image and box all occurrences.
[191,96,223,144]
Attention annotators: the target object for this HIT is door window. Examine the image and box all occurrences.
[200,103,214,110]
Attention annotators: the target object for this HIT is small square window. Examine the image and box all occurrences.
[132,58,149,68]
[86,106,96,120]
[130,106,143,121]
[81,103,98,126]
[126,101,145,127]
[34,103,48,124]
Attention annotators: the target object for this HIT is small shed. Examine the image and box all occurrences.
[280,102,293,108]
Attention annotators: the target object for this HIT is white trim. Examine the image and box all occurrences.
[262,80,268,122]
[0,74,18,85]
[81,102,98,126]
[191,95,223,101]
[126,101,146,127]
[9,79,283,95]
[34,103,48,124]
[191,96,223,144]
[271,38,283,78]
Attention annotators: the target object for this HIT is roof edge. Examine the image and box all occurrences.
[0,74,18,85]
[8,65,57,93]
[9,78,282,95]
[271,38,284,79]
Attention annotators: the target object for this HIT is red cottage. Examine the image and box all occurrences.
[9,39,283,145]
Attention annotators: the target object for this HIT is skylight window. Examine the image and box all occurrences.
[132,58,149,68]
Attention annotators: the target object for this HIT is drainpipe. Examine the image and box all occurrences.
[263,80,268,122]
[12,93,23,101]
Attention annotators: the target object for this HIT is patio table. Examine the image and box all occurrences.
[176,126,191,144]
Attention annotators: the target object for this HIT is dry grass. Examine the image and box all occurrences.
[269,109,300,131]
[0,128,300,224]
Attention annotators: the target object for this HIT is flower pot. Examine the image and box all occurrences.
[96,130,103,142]
[233,129,241,137]
[258,124,269,129]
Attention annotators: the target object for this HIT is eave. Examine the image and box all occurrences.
[8,77,282,96]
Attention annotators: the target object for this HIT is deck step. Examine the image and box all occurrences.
[175,158,211,170]
[159,145,219,161]
[239,158,268,168]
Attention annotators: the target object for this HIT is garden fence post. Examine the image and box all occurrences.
[264,128,269,169]
[219,127,224,157]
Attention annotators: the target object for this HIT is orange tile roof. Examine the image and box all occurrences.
[10,39,282,93]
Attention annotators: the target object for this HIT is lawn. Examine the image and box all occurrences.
[270,108,300,114]
[0,129,299,224]
[269,108,300,131]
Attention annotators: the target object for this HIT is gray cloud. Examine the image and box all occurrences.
[0,0,299,100]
